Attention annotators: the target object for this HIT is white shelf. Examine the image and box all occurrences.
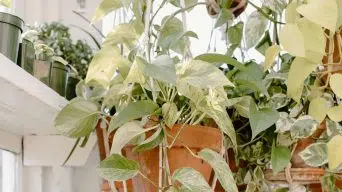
[0,53,68,136]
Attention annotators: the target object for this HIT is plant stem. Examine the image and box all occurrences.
[158,144,163,192]
[167,133,200,159]
[248,1,285,25]
[150,0,168,26]
[72,10,105,38]
[138,171,162,190]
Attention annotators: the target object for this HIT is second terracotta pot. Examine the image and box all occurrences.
[123,124,222,192]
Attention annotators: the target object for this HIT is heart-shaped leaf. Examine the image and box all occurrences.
[250,100,279,139]
[300,143,328,167]
[308,97,330,123]
[98,154,139,181]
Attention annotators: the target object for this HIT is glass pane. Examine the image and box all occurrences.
[0,150,17,192]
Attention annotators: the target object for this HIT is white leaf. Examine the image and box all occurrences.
[330,74,342,98]
[308,97,330,123]
[328,135,342,170]
[327,105,342,122]
[279,24,305,57]
[244,11,269,49]
[264,45,281,72]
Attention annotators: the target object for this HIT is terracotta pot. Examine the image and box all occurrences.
[206,0,247,17]
[122,124,222,192]
[264,168,325,185]
[291,122,327,168]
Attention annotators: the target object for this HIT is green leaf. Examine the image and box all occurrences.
[264,45,281,72]
[172,168,211,192]
[290,116,318,139]
[227,22,244,45]
[327,105,342,122]
[98,154,139,181]
[178,60,234,88]
[271,142,291,174]
[287,57,317,103]
[255,31,272,55]
[92,0,122,22]
[0,0,11,7]
[244,11,269,49]
[249,100,279,139]
[279,24,305,57]
[133,127,164,152]
[330,74,342,98]
[215,9,233,28]
[299,143,328,167]
[141,55,177,84]
[296,0,339,32]
[198,148,238,192]
[109,101,159,131]
[326,119,342,138]
[110,122,146,154]
[232,96,251,118]
[103,23,140,49]
[308,97,330,123]
[328,135,342,170]
[194,53,247,71]
[55,99,99,138]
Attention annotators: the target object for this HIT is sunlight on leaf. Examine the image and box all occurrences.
[264,45,281,72]
[308,97,330,123]
[330,74,342,98]
[327,105,342,122]
[92,0,122,22]
[287,57,317,103]
[279,24,305,57]
[328,135,342,170]
[297,0,339,32]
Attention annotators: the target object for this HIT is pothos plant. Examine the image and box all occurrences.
[55,0,241,192]
[216,0,342,191]
[54,0,342,192]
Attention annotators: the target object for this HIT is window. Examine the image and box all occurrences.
[0,150,18,192]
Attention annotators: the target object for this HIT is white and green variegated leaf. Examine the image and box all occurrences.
[287,57,317,103]
[198,149,238,192]
[308,97,330,123]
[328,135,342,170]
[109,100,159,131]
[277,132,294,147]
[290,115,318,139]
[92,0,122,22]
[199,99,237,152]
[326,119,342,138]
[296,0,339,32]
[271,142,291,174]
[141,55,177,84]
[299,143,328,167]
[55,99,99,138]
[178,60,234,88]
[110,122,146,154]
[98,154,139,181]
[103,23,140,49]
[244,11,269,49]
[162,102,181,128]
[232,96,251,118]
[262,0,287,14]
[172,168,212,192]
[133,127,164,152]
[330,74,342,98]
[86,45,130,88]
[271,93,291,110]
[102,84,132,110]
[157,16,184,51]
[275,112,294,133]
[327,105,342,122]
[177,82,205,105]
[250,100,279,139]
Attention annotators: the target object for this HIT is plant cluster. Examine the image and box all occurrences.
[55,0,342,191]
[27,22,94,78]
